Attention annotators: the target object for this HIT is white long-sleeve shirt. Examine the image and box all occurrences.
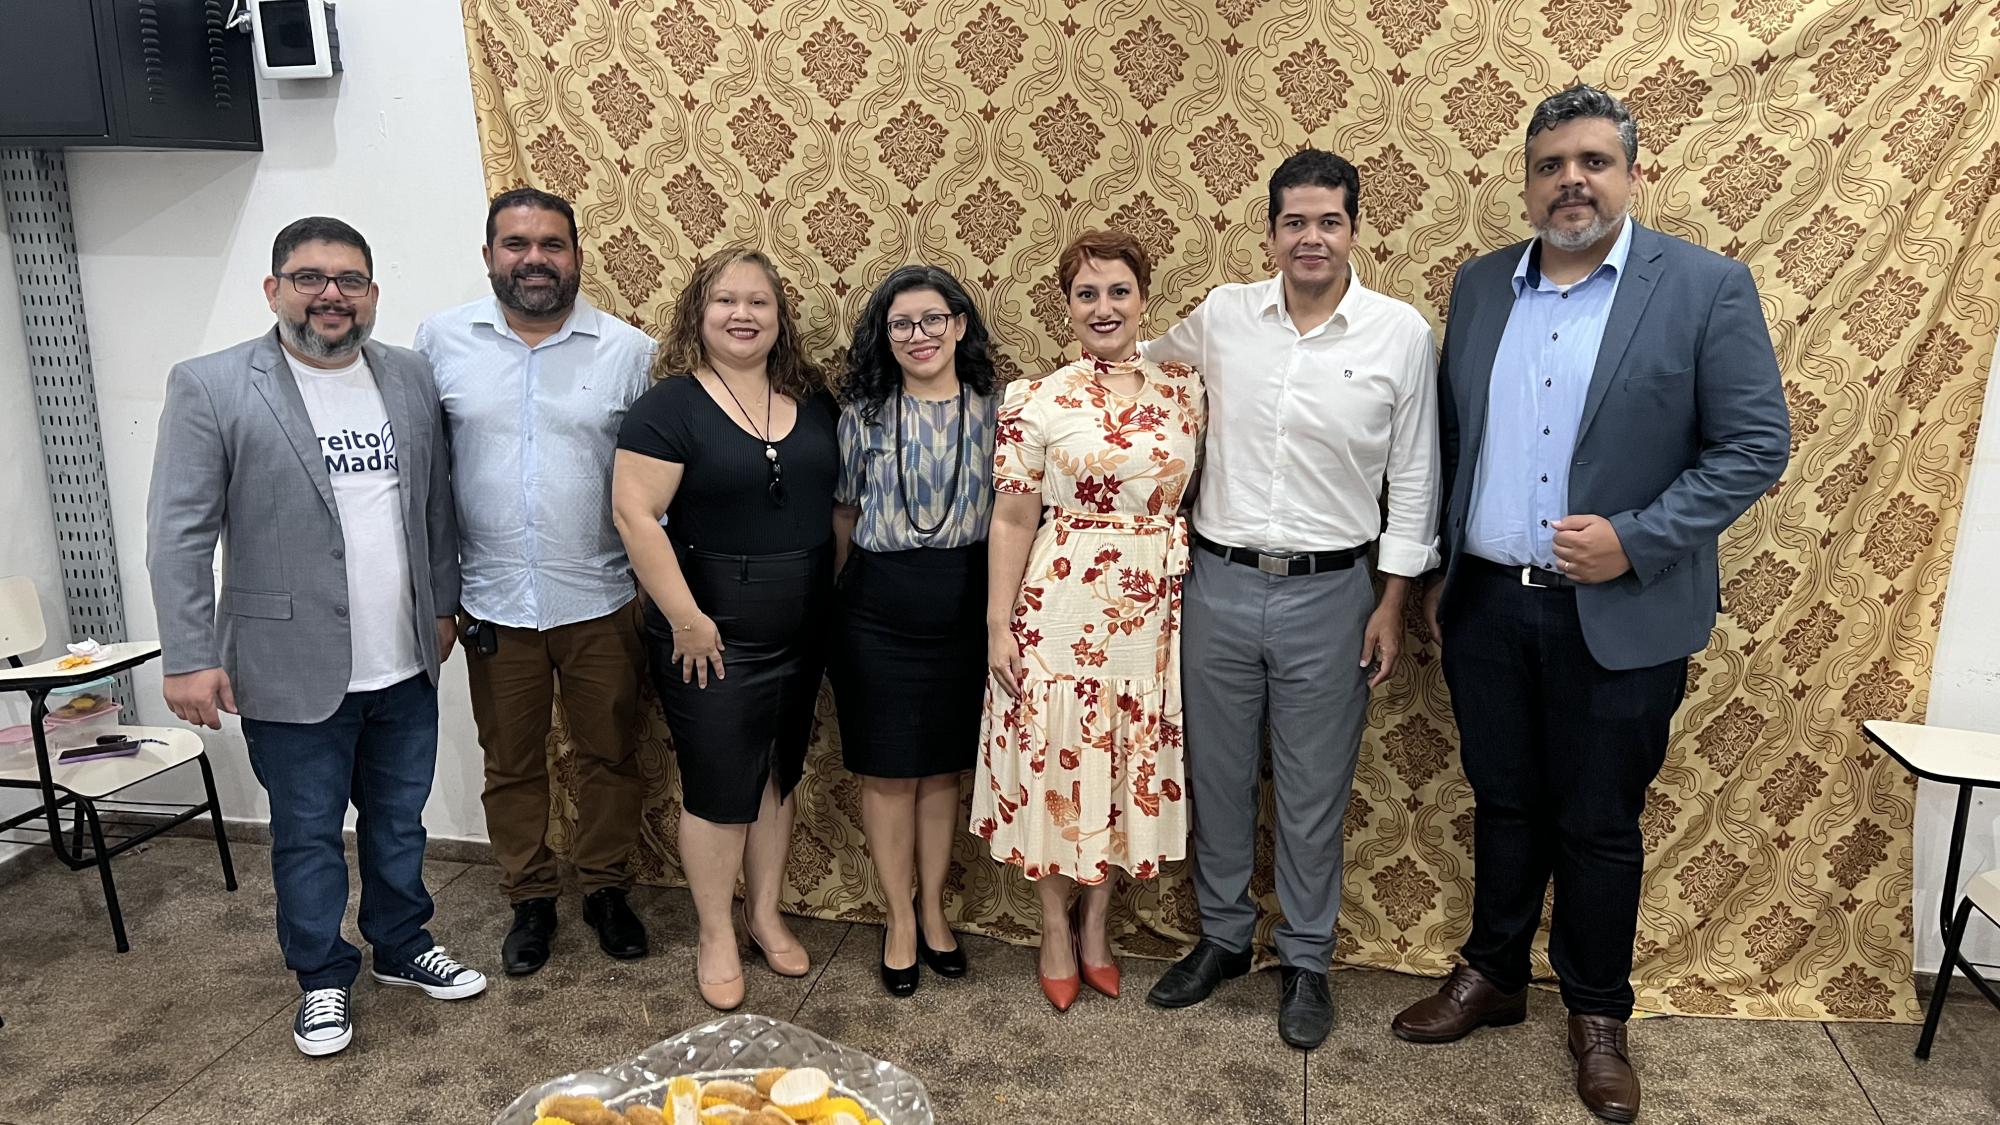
[1143,272,1439,576]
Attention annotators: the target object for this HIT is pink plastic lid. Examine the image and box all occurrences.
[0,701,123,745]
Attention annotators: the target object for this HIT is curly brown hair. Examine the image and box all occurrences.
[651,247,827,401]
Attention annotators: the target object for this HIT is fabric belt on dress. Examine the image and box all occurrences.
[1464,553,1576,590]
[1050,508,1191,576]
[1192,531,1368,577]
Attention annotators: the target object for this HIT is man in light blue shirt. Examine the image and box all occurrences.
[1395,87,1788,1123]
[1462,217,1632,569]
[415,188,656,975]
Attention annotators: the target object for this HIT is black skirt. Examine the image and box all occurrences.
[646,542,831,824]
[830,544,985,778]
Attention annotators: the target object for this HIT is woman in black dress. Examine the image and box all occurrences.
[611,247,837,1011]
[831,266,998,996]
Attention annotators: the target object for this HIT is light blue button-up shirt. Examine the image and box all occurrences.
[1465,219,1632,570]
[416,296,656,630]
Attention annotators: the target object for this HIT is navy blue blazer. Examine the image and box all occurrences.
[1435,221,1791,671]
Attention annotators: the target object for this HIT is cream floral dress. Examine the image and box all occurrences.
[971,353,1204,884]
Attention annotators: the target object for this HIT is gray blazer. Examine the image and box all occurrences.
[146,330,460,723]
[1436,222,1790,671]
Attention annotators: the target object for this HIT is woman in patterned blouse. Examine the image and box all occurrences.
[832,266,999,997]
[974,230,1205,1011]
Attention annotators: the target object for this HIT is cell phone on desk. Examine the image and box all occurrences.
[57,740,143,764]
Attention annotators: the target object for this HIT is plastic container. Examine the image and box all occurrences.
[494,1015,933,1125]
[0,700,123,747]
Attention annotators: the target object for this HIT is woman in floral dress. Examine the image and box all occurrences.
[973,230,1203,1011]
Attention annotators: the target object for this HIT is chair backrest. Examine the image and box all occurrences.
[0,575,48,662]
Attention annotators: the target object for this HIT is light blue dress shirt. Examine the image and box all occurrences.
[416,296,656,630]
[1465,219,1633,571]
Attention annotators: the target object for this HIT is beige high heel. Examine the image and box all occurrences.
[696,939,746,1011]
[742,904,810,978]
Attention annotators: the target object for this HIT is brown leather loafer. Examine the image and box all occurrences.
[1569,1013,1640,1123]
[1390,963,1529,1043]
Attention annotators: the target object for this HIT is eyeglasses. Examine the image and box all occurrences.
[886,312,957,342]
[278,271,373,297]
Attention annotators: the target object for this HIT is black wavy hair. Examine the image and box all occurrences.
[841,265,997,422]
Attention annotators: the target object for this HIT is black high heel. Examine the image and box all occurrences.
[880,927,918,997]
[915,897,968,979]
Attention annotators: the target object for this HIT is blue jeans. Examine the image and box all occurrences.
[242,674,440,990]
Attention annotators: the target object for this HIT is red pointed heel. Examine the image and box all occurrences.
[1041,964,1081,1011]
[1081,957,1121,999]
[1074,894,1120,997]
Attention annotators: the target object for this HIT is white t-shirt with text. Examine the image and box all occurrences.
[285,350,422,692]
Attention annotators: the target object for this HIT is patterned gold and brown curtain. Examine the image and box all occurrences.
[461,0,2000,1021]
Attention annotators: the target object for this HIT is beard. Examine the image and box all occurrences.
[490,264,581,317]
[278,303,373,362]
[1535,194,1626,253]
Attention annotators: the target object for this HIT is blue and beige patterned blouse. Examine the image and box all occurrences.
[837,390,998,552]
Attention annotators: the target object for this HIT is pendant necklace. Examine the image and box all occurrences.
[895,384,967,538]
[714,369,775,458]
[712,369,784,505]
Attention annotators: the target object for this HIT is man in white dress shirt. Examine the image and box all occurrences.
[415,189,656,974]
[1141,149,1440,1049]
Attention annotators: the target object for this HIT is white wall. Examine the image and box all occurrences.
[0,222,72,863]
[62,0,492,840]
[1917,353,2000,970]
[23,0,2000,973]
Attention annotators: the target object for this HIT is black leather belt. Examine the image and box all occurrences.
[1194,533,1369,577]
[1466,554,1575,589]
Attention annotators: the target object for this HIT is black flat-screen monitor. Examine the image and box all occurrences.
[258,1,318,69]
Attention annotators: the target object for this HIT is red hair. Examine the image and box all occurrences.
[1057,229,1152,299]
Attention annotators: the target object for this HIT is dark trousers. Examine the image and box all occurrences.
[241,674,440,991]
[1441,563,1686,1019]
[465,598,647,900]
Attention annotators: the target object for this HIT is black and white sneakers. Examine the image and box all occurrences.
[293,946,486,1057]
[293,987,353,1057]
[370,945,489,1000]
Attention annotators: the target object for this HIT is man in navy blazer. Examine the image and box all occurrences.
[1390,86,1789,1122]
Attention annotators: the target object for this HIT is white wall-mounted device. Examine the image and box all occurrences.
[246,0,341,80]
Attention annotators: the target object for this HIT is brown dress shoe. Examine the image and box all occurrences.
[1568,1014,1640,1123]
[1391,963,1529,1043]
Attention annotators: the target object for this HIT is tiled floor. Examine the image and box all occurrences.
[0,837,1993,1124]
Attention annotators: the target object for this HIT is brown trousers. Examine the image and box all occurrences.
[465,598,646,900]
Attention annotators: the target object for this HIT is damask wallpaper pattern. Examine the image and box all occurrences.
[460,0,2000,1020]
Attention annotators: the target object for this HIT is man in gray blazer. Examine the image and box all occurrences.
[147,216,487,1059]
[1390,87,1789,1122]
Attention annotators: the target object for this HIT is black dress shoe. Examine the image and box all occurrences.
[581,887,648,960]
[502,896,557,976]
[1146,939,1252,1008]
[880,929,918,998]
[1278,966,1334,1050]
[915,902,968,979]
